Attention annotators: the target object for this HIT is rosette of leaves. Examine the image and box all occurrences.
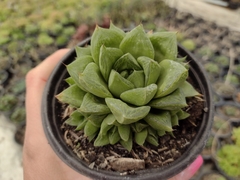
[56,22,200,151]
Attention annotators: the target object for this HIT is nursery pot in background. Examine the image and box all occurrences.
[42,37,214,180]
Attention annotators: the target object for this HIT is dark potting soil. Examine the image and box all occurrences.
[60,93,204,174]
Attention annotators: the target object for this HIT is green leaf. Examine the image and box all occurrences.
[108,70,135,98]
[108,126,121,145]
[105,98,151,124]
[120,84,158,106]
[155,60,188,98]
[99,114,115,135]
[137,56,161,86]
[157,130,166,136]
[149,88,187,110]
[99,45,123,81]
[65,110,85,126]
[135,128,148,146]
[149,32,177,62]
[91,25,124,65]
[75,118,87,131]
[78,93,111,115]
[177,109,190,120]
[109,21,126,37]
[144,111,173,132]
[84,120,99,136]
[66,55,93,91]
[179,81,200,97]
[118,124,130,141]
[75,46,91,57]
[88,132,98,142]
[94,134,109,146]
[120,24,154,59]
[65,77,75,86]
[127,70,145,88]
[120,132,133,151]
[79,62,113,98]
[113,53,141,72]
[56,84,86,107]
[146,127,159,146]
[87,114,107,127]
[105,114,117,126]
[132,122,149,132]
[171,114,179,126]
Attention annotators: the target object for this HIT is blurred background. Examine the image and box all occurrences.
[0,0,240,179]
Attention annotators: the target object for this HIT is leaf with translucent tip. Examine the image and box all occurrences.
[104,114,117,126]
[65,77,75,86]
[84,120,99,137]
[146,128,159,146]
[144,111,172,132]
[99,114,115,135]
[109,21,126,37]
[88,132,98,142]
[149,88,187,110]
[135,128,148,146]
[79,62,112,98]
[155,60,188,98]
[66,55,93,91]
[132,122,149,133]
[157,130,166,136]
[149,32,177,62]
[175,56,187,63]
[177,109,190,120]
[105,98,151,124]
[99,45,123,81]
[65,110,84,126]
[120,84,157,106]
[78,93,110,115]
[119,24,154,59]
[118,124,130,141]
[75,118,87,131]
[87,114,107,127]
[55,84,86,107]
[113,53,141,72]
[146,136,159,146]
[108,70,135,98]
[179,81,200,98]
[94,134,109,146]
[120,132,132,151]
[127,70,145,88]
[171,114,179,126]
[109,126,121,145]
[75,46,91,57]
[137,56,161,86]
[91,25,124,65]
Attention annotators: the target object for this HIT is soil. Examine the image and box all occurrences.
[61,94,204,174]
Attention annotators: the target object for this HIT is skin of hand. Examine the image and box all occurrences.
[23,49,203,180]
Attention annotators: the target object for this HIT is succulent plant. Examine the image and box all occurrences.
[56,23,200,151]
[217,127,240,178]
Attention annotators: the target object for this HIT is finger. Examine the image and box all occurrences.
[169,155,203,180]
[25,49,69,127]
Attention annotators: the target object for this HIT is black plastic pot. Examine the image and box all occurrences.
[42,37,214,180]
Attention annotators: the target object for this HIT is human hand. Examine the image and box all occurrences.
[23,49,203,180]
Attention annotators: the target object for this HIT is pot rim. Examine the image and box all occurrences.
[42,37,214,180]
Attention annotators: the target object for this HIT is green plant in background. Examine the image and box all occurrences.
[56,23,200,151]
[214,55,229,67]
[204,62,220,77]
[220,105,240,118]
[217,127,240,178]
[0,94,18,112]
[181,39,196,51]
